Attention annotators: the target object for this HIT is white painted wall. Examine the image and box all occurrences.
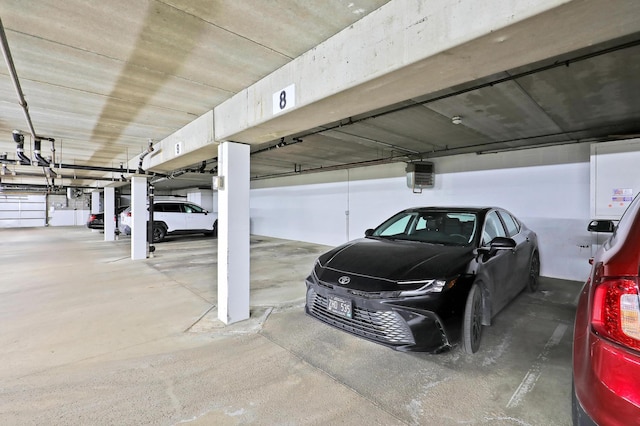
[187,189,215,213]
[251,143,594,282]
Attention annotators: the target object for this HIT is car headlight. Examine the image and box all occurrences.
[309,259,322,283]
[397,278,457,296]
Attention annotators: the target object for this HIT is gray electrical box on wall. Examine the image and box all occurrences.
[406,162,434,193]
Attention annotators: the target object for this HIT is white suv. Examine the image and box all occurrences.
[119,201,217,242]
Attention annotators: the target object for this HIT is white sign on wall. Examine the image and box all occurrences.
[272,84,295,115]
[591,139,640,219]
[611,188,634,203]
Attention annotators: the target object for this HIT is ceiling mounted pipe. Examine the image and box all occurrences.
[0,152,13,164]
[33,138,50,167]
[56,162,155,175]
[14,138,31,166]
[137,140,155,174]
[0,17,153,184]
[7,169,129,182]
[0,18,37,138]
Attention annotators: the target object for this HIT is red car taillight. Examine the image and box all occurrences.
[592,270,640,352]
[127,211,131,217]
[89,214,97,221]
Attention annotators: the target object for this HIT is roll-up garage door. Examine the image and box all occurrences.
[0,194,47,228]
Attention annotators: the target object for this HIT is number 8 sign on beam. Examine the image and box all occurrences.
[272,84,295,115]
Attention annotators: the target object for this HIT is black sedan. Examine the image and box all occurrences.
[87,206,128,230]
[86,212,105,229]
[305,207,539,353]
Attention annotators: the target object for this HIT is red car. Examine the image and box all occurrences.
[573,194,640,425]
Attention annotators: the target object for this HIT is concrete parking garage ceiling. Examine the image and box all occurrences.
[1,1,640,191]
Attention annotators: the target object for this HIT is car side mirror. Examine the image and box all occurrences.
[475,237,516,259]
[587,220,615,233]
[490,236,517,250]
[365,228,374,237]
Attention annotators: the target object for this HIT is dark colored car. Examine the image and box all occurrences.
[86,212,105,229]
[87,206,128,230]
[305,206,539,353]
[573,194,640,425]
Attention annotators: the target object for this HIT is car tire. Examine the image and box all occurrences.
[205,221,218,238]
[527,251,540,293]
[152,223,166,243]
[462,283,483,354]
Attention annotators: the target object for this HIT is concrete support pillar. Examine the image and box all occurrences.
[104,186,116,241]
[91,191,101,214]
[217,141,250,324]
[131,175,148,260]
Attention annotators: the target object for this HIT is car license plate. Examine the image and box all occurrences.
[327,294,352,318]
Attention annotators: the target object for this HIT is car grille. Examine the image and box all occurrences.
[307,288,415,345]
[347,289,384,298]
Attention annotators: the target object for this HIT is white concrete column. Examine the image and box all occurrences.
[131,175,148,260]
[104,186,116,241]
[91,191,101,214]
[217,141,250,324]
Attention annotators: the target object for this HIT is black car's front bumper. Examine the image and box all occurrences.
[305,280,459,352]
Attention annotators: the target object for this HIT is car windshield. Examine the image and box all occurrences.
[371,211,478,245]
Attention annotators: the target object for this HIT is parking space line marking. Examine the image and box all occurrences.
[506,323,568,408]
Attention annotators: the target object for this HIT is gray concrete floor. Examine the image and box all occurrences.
[0,226,579,425]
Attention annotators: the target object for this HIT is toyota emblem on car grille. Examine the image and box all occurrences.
[338,276,351,285]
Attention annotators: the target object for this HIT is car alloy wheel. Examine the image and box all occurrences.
[462,283,483,354]
[152,224,166,243]
[528,252,540,292]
